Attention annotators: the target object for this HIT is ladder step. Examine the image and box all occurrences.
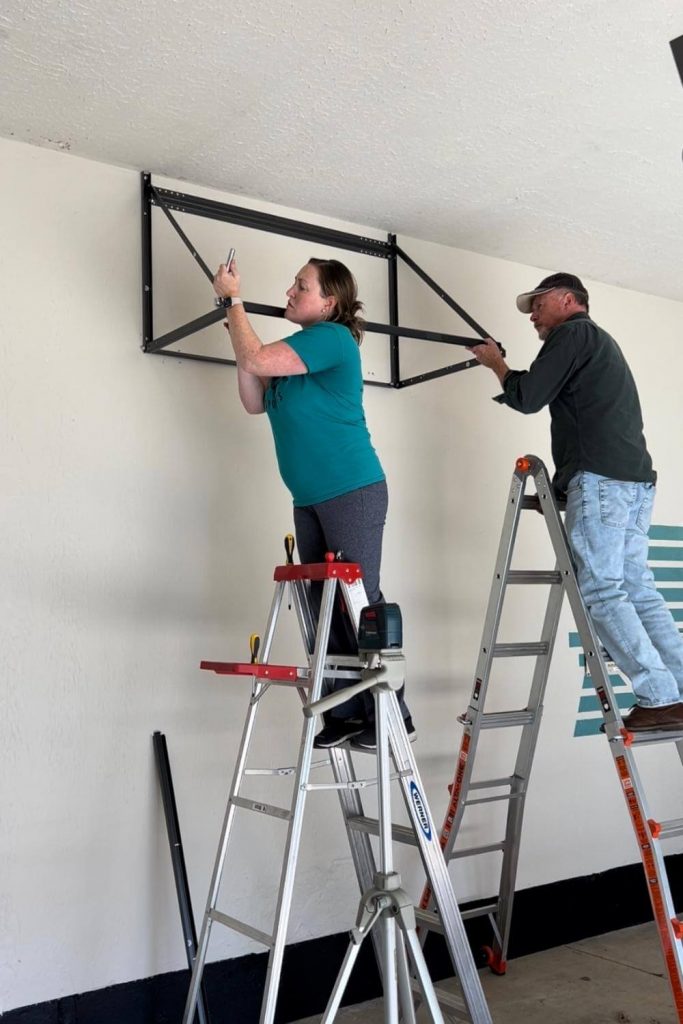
[507,570,563,585]
[231,796,291,821]
[479,710,536,728]
[493,642,549,657]
[209,909,272,947]
[200,660,305,684]
[346,815,417,847]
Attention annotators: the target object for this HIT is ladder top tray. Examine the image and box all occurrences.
[274,561,362,582]
[200,660,301,682]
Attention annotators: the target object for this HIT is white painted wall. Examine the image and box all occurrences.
[1,136,682,1012]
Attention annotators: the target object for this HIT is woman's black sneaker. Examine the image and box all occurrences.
[313,718,365,748]
[351,716,417,752]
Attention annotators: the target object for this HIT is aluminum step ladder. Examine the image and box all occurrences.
[419,454,683,1022]
[181,543,492,1024]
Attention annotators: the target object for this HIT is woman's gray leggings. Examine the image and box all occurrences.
[293,480,410,722]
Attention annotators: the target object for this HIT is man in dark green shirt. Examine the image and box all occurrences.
[470,273,683,733]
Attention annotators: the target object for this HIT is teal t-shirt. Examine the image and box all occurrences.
[264,321,385,507]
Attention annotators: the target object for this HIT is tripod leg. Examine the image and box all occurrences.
[403,928,447,1024]
[320,936,366,1024]
[396,930,417,1024]
[381,911,398,1024]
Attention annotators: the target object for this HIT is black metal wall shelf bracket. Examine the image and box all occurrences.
[140,171,496,388]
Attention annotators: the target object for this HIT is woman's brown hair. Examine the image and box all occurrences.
[308,258,365,344]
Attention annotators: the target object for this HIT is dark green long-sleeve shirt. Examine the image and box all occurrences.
[494,313,656,497]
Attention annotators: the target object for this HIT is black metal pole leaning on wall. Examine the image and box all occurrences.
[153,731,211,1024]
[140,171,498,386]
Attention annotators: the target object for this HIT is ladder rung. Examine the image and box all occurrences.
[305,770,409,792]
[619,729,683,747]
[416,902,498,933]
[461,900,499,921]
[653,818,683,841]
[209,909,272,947]
[231,796,291,821]
[416,981,468,1020]
[449,841,505,860]
[493,642,549,657]
[346,815,417,847]
[507,570,563,585]
[480,710,536,728]
[465,791,523,807]
[469,776,515,790]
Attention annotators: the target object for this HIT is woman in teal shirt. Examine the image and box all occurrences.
[213,256,414,749]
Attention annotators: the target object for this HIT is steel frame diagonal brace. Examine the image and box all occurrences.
[140,171,499,388]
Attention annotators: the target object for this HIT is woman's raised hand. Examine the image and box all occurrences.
[213,259,241,299]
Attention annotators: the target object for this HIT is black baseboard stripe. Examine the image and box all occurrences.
[4,854,681,1023]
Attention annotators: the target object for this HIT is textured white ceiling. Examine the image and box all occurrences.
[2,0,683,301]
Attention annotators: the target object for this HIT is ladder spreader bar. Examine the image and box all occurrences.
[209,909,273,948]
[231,796,291,821]
[347,814,418,847]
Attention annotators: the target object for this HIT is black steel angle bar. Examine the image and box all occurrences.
[148,348,392,387]
[151,187,215,282]
[152,187,391,258]
[141,173,154,350]
[365,320,475,345]
[148,309,225,352]
[149,304,475,354]
[387,233,400,386]
[143,173,486,382]
[398,357,481,388]
[671,35,683,88]
[148,302,287,352]
[395,244,491,340]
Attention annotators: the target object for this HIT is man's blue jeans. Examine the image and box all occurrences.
[564,471,683,708]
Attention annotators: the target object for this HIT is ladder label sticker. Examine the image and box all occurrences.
[410,782,432,841]
[344,579,369,627]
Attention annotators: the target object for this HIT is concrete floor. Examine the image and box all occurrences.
[293,922,677,1023]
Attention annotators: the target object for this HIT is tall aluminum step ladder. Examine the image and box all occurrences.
[418,454,683,1022]
[181,542,492,1024]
